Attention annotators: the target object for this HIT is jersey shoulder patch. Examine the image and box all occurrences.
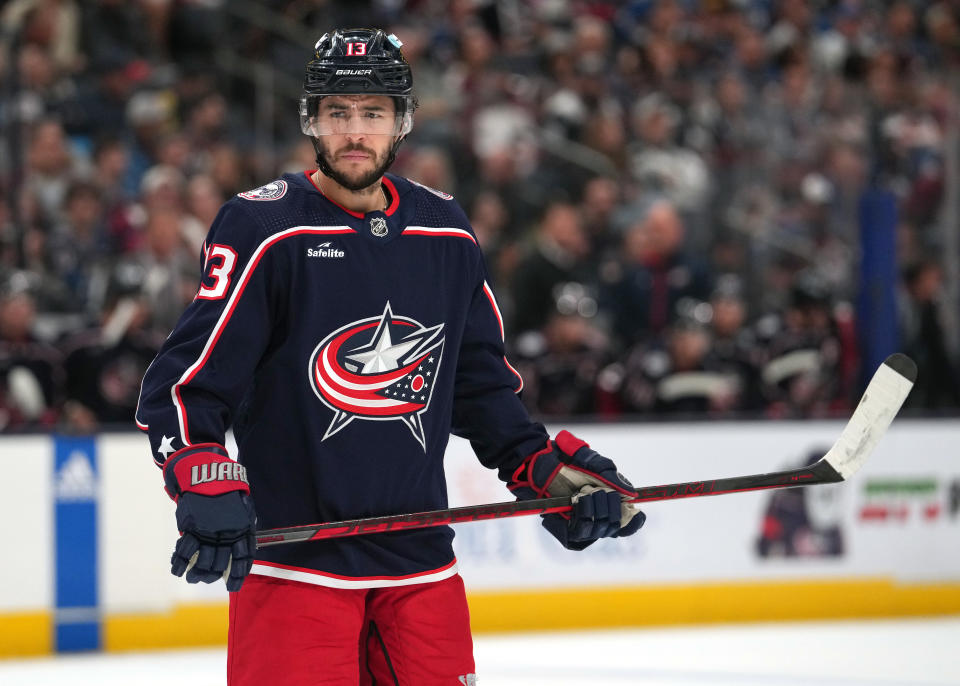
[409,179,453,200]
[238,179,288,201]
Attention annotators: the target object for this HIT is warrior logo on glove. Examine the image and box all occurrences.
[190,460,248,487]
[309,302,444,449]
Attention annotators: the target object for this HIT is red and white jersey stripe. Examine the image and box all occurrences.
[250,558,460,589]
[482,280,524,393]
[401,226,477,244]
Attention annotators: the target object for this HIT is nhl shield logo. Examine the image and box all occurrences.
[308,302,444,449]
[369,216,388,237]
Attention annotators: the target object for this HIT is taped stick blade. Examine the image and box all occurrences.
[822,354,915,480]
[883,352,918,383]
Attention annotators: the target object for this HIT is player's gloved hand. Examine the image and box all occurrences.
[162,444,257,592]
[508,431,645,550]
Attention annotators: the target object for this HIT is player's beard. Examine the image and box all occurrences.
[316,139,394,192]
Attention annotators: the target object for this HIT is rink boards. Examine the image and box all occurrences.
[1,419,958,657]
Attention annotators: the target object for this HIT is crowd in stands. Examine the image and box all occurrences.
[1,0,959,432]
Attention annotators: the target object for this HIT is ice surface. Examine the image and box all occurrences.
[1,617,957,685]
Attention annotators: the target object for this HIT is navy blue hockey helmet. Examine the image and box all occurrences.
[300,28,416,138]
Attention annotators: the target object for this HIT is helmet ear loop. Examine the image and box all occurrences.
[384,131,409,170]
[387,106,414,167]
[310,136,336,179]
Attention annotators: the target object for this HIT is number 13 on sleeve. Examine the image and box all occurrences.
[197,244,238,300]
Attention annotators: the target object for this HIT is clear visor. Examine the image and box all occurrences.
[299,95,413,137]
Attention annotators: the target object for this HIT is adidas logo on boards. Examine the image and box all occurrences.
[55,450,97,502]
[307,242,346,259]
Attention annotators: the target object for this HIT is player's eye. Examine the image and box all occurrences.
[364,111,383,119]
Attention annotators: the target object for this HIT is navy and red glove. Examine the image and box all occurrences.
[163,444,257,592]
[508,430,645,550]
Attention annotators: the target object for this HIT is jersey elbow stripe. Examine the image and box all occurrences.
[503,356,524,394]
[401,226,477,244]
[171,225,356,445]
[134,358,157,431]
[481,281,524,393]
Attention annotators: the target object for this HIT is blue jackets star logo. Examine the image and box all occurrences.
[308,302,444,449]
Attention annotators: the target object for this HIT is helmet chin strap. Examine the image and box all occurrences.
[311,135,405,193]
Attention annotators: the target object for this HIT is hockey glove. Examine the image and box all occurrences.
[163,444,257,592]
[508,431,645,550]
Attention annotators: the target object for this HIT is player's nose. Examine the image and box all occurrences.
[346,126,367,141]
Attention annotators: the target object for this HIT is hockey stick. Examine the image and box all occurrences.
[256,353,916,548]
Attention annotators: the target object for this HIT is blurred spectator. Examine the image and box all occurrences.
[124,89,178,194]
[185,174,224,235]
[206,143,248,198]
[734,25,774,93]
[510,201,592,335]
[628,93,710,219]
[601,200,711,346]
[401,146,457,198]
[462,144,544,236]
[167,0,222,69]
[1,0,81,75]
[755,271,850,418]
[614,309,745,417]
[13,42,70,126]
[0,277,62,430]
[280,138,319,176]
[61,262,166,431]
[468,190,510,253]
[579,176,621,256]
[92,135,131,206]
[924,3,960,67]
[64,48,150,137]
[130,206,195,333]
[155,132,195,175]
[707,276,763,412]
[468,190,518,287]
[80,0,157,64]
[692,70,768,197]
[23,119,75,228]
[184,92,231,159]
[136,164,194,247]
[49,180,111,315]
[899,259,960,409]
[581,108,630,173]
[514,308,610,417]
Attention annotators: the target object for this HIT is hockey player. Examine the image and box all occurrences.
[136,28,644,685]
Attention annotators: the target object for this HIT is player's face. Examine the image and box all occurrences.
[315,95,398,191]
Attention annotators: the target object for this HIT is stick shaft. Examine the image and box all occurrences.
[255,354,915,549]
[255,459,841,547]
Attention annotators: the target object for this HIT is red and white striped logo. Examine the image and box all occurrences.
[308,303,444,449]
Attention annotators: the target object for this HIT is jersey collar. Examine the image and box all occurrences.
[304,170,400,218]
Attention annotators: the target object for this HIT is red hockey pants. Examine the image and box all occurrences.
[227,574,475,685]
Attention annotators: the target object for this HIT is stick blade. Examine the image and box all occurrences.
[822,354,916,480]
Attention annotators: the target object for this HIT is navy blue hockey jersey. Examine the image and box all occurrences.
[137,171,549,588]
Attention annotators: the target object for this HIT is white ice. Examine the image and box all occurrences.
[1,617,958,685]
